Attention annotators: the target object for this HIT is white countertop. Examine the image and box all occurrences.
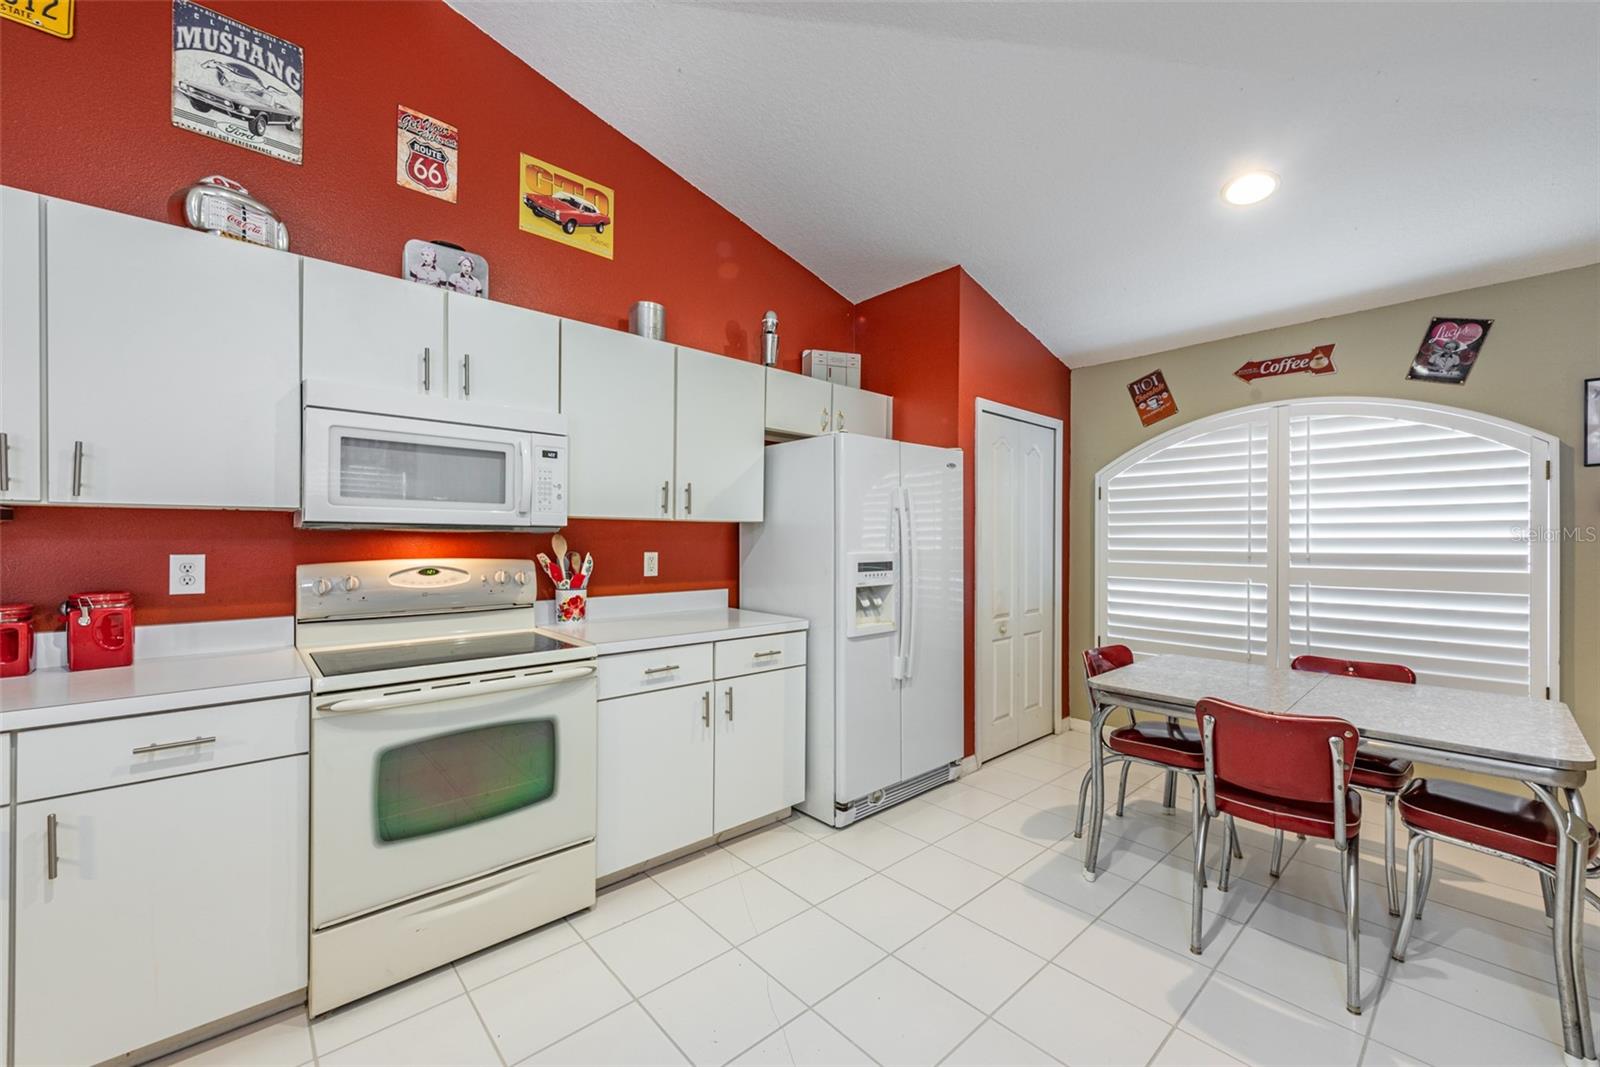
[551,607,808,656]
[0,617,309,731]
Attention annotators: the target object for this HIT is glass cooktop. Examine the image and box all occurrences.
[311,631,584,677]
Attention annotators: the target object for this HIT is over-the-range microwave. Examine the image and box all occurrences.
[299,381,567,531]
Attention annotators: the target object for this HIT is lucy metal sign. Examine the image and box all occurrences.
[1234,344,1336,383]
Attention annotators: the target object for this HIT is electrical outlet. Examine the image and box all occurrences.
[643,551,659,578]
[169,554,206,595]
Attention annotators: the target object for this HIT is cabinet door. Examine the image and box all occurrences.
[597,685,714,877]
[765,368,833,438]
[45,200,300,508]
[560,319,676,519]
[446,293,559,411]
[674,347,765,521]
[303,258,447,396]
[713,668,802,833]
[14,758,308,1067]
[831,384,892,438]
[1,187,42,502]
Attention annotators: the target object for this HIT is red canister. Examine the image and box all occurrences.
[0,603,35,677]
[61,591,135,671]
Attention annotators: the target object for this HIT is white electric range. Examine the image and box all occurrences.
[295,558,598,1015]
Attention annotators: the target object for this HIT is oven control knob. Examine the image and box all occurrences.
[312,578,332,596]
[513,570,529,586]
[342,575,361,592]
[493,569,508,585]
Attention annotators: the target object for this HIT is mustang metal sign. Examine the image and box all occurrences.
[1234,345,1337,383]
[172,0,304,164]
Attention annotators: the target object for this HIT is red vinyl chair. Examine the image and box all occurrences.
[1290,655,1418,915]
[1195,697,1365,1015]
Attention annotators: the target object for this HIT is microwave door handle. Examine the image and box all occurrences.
[516,441,532,516]
[316,664,595,713]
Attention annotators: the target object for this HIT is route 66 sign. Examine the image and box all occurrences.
[396,105,458,202]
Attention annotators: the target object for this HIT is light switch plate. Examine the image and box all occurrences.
[170,554,206,595]
[643,551,659,578]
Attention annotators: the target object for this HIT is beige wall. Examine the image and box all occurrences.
[1069,264,1600,793]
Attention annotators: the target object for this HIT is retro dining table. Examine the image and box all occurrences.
[1083,654,1597,1064]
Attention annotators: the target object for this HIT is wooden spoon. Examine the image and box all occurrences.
[551,533,569,579]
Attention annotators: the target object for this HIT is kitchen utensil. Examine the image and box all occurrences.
[630,301,666,341]
[536,553,564,586]
[761,310,779,367]
[60,591,134,671]
[0,602,35,677]
[578,554,593,589]
[551,534,569,580]
[569,552,582,581]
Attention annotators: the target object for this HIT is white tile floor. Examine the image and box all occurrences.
[163,729,1585,1067]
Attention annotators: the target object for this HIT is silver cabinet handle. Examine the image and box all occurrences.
[0,431,9,491]
[643,664,680,675]
[684,482,693,516]
[132,735,217,756]
[702,690,711,727]
[725,686,734,721]
[837,409,845,431]
[46,813,58,881]
[753,649,783,659]
[820,408,830,432]
[71,440,84,497]
[661,480,670,515]
[423,347,432,392]
[462,353,471,397]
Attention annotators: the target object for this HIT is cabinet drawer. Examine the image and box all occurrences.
[597,644,714,700]
[714,630,807,679]
[17,695,308,802]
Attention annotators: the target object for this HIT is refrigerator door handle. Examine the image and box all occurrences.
[901,485,916,681]
[891,491,909,680]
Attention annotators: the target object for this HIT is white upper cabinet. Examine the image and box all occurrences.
[831,383,892,438]
[674,347,765,522]
[45,199,300,508]
[303,259,447,396]
[560,319,676,519]
[1,187,43,502]
[446,293,559,411]
[765,368,834,438]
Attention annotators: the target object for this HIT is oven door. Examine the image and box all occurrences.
[302,407,536,528]
[311,663,597,928]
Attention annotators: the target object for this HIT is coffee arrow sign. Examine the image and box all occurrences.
[1235,344,1337,383]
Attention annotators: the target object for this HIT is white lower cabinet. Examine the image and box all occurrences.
[13,755,309,1066]
[596,638,805,879]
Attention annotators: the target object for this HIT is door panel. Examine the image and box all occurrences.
[597,685,713,877]
[304,259,447,396]
[560,319,676,519]
[446,293,559,411]
[675,347,765,521]
[1,187,42,502]
[765,368,833,438]
[898,443,965,777]
[831,385,891,438]
[1015,421,1055,743]
[981,427,1019,758]
[14,759,308,1067]
[835,435,904,799]
[713,670,796,832]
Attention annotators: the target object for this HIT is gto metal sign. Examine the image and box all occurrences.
[1234,344,1337,383]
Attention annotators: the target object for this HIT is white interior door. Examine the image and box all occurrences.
[977,410,1057,761]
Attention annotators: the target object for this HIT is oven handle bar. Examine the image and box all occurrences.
[316,664,595,713]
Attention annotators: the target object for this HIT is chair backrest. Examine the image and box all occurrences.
[1196,697,1358,805]
[1290,654,1416,685]
[1083,644,1134,679]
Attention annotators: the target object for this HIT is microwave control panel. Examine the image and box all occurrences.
[531,439,567,520]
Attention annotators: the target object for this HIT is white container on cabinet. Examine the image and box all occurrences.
[1,186,43,503]
[44,199,301,508]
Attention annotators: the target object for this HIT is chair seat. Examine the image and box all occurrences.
[1399,779,1599,868]
[1215,782,1362,840]
[1349,751,1414,793]
[1105,720,1204,771]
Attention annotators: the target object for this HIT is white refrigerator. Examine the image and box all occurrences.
[740,434,964,827]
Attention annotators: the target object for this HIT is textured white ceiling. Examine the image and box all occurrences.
[454,1,1600,366]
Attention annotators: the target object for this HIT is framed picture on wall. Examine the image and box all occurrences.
[1586,377,1599,467]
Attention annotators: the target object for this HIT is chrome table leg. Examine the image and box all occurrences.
[1385,794,1401,917]
[1082,700,1114,881]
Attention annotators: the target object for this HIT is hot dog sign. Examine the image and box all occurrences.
[1234,344,1337,383]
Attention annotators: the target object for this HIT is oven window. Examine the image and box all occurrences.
[339,436,508,504]
[374,720,556,842]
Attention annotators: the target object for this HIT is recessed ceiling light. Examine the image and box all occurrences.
[1222,170,1279,206]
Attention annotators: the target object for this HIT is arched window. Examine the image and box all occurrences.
[1094,398,1560,696]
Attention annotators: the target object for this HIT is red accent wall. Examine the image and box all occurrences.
[0,1,852,628]
[855,268,1071,755]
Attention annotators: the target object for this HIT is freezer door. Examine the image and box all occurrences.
[898,443,965,777]
[835,434,905,801]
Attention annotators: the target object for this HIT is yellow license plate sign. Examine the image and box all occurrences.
[0,0,73,38]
